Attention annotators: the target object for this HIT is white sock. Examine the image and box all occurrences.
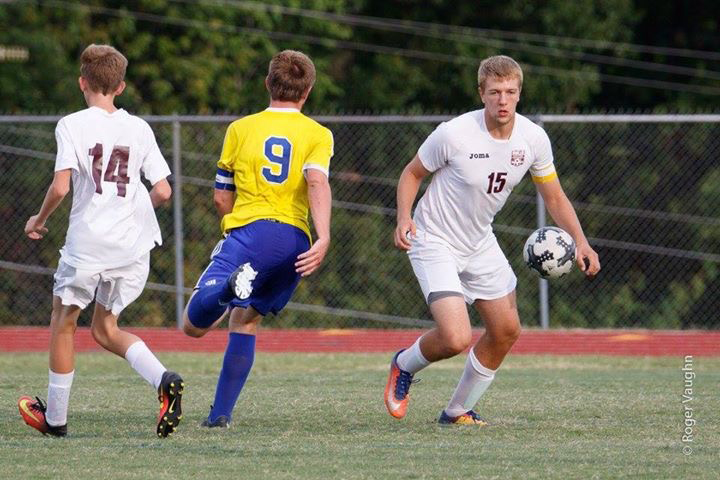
[396,337,431,374]
[444,350,496,417]
[125,341,167,389]
[46,370,74,426]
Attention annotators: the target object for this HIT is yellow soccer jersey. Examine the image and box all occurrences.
[215,108,333,239]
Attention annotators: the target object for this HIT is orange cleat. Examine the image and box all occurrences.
[384,350,416,419]
[18,396,67,437]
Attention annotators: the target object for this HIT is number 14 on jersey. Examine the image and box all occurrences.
[89,143,130,197]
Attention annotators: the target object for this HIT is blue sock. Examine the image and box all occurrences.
[186,281,235,328]
[209,333,256,422]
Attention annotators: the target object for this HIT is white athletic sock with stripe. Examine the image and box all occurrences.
[125,341,167,389]
[396,336,431,374]
[444,349,496,418]
[46,370,74,427]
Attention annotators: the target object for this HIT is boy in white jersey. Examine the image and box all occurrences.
[384,55,601,425]
[17,44,184,438]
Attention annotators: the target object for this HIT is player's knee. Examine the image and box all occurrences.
[182,320,206,338]
[494,322,521,345]
[50,312,77,334]
[442,331,473,357]
[90,323,111,347]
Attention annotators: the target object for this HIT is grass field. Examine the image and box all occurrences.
[2,352,718,479]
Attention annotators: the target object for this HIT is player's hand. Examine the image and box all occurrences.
[295,236,330,277]
[25,215,48,240]
[575,242,600,277]
[394,218,416,251]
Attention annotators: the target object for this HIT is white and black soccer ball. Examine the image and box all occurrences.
[523,227,576,278]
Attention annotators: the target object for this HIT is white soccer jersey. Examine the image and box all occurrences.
[415,109,556,256]
[54,107,171,269]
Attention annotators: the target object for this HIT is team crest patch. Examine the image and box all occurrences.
[510,149,525,166]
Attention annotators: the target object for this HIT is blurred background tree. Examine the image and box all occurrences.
[1,0,718,114]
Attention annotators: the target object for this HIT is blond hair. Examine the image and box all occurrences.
[80,44,127,95]
[477,55,523,92]
[266,50,316,102]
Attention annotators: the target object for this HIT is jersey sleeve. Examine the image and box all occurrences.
[215,123,239,190]
[529,128,557,184]
[217,123,239,172]
[54,119,78,172]
[140,122,171,185]
[417,122,452,172]
[302,126,333,177]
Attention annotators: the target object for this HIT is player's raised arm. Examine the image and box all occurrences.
[213,187,235,218]
[149,178,172,208]
[213,126,238,219]
[295,168,331,277]
[395,154,430,250]
[535,177,600,276]
[25,169,72,240]
[140,121,172,208]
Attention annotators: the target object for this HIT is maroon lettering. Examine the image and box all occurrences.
[89,143,104,194]
[88,143,131,197]
[104,146,130,197]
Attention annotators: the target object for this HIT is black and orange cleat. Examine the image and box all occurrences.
[18,396,67,437]
[200,415,230,429]
[438,409,489,426]
[156,371,184,438]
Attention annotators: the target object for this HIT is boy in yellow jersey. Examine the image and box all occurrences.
[182,50,333,428]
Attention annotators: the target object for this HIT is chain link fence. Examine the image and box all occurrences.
[1,114,719,329]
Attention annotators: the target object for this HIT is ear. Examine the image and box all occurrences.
[477,86,486,104]
[78,76,86,92]
[114,80,126,96]
[302,85,313,102]
[265,76,271,92]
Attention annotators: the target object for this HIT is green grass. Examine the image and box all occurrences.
[1,352,718,479]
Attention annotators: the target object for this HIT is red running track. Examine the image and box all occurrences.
[0,327,718,356]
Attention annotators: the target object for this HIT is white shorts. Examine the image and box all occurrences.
[53,253,150,316]
[408,232,516,304]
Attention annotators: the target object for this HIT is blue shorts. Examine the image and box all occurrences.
[195,220,310,316]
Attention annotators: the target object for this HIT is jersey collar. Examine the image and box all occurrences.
[88,106,126,117]
[265,107,300,113]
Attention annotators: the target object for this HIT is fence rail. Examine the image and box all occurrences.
[1,114,719,329]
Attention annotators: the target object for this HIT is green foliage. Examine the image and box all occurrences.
[2,0,702,114]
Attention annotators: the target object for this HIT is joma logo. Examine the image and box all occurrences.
[469,153,489,159]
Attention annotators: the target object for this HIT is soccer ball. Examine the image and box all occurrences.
[523,227,576,278]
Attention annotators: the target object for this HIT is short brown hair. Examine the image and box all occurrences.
[266,50,316,102]
[80,44,127,95]
[477,55,523,92]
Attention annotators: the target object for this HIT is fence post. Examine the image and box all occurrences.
[536,118,550,329]
[172,117,185,329]
[536,191,550,329]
